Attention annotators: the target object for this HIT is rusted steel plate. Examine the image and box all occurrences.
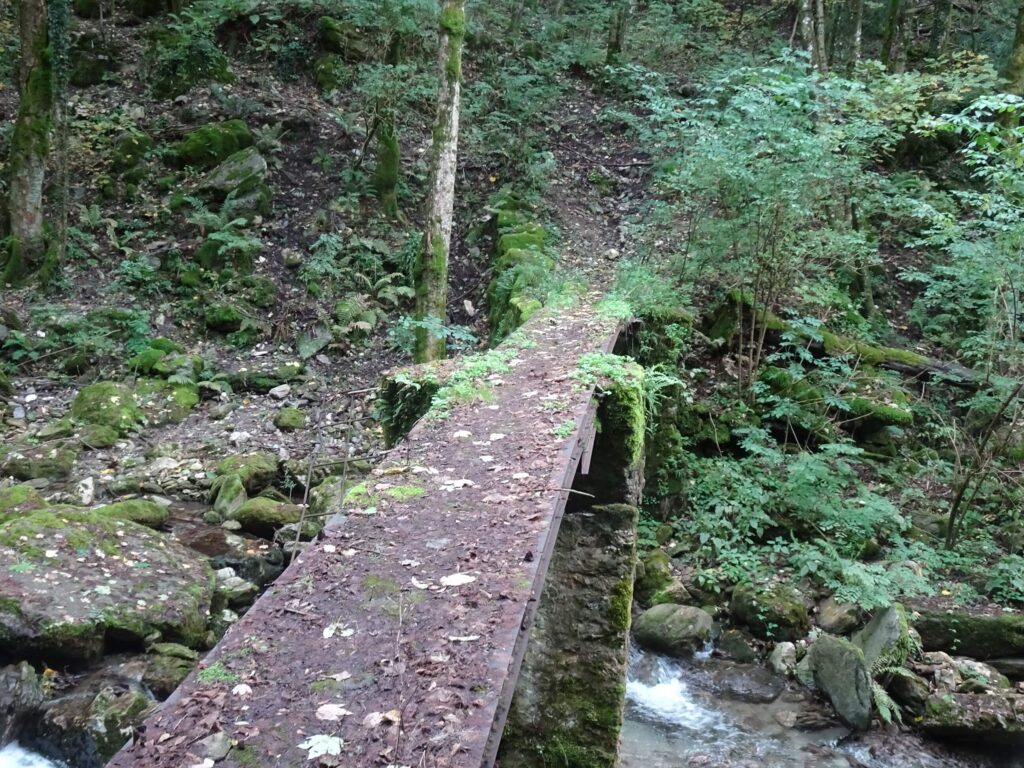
[108,302,622,768]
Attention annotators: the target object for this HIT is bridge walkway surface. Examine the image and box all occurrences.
[108,299,626,768]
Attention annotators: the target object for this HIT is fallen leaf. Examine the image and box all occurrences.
[440,574,476,587]
[448,635,481,643]
[316,703,353,721]
[232,683,253,697]
[298,734,344,760]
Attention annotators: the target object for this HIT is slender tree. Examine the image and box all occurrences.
[851,0,864,64]
[4,0,54,285]
[606,0,630,64]
[799,0,817,70]
[881,0,905,71]
[374,27,404,220]
[929,0,954,57]
[813,0,828,74]
[413,0,466,362]
[1007,0,1024,95]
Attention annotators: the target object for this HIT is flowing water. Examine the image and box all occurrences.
[620,649,1020,768]
[0,745,63,768]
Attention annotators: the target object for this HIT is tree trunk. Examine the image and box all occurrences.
[881,0,903,70]
[4,0,52,285]
[852,0,864,64]
[413,0,466,363]
[374,33,403,220]
[606,1,630,64]
[814,0,829,73]
[929,0,954,57]
[1007,0,1024,95]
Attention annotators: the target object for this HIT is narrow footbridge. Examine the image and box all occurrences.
[109,300,641,768]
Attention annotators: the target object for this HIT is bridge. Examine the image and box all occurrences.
[108,298,645,768]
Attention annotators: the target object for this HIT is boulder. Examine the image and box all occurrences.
[71,382,145,435]
[914,609,1024,659]
[769,641,798,676]
[886,670,930,716]
[204,303,244,333]
[730,583,810,641]
[217,453,277,494]
[852,604,910,667]
[211,473,247,520]
[0,483,47,524]
[2,444,77,481]
[920,692,1024,740]
[818,597,860,635]
[274,407,306,432]
[717,628,757,663]
[633,604,713,656]
[990,658,1024,681]
[214,567,259,607]
[143,652,195,698]
[93,499,169,529]
[634,549,673,606]
[952,657,1011,691]
[134,378,199,425]
[809,634,873,730]
[231,497,303,538]
[0,511,214,661]
[199,146,269,210]
[70,31,119,87]
[1,662,44,744]
[171,120,253,169]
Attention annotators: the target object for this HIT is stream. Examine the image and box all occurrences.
[620,648,1021,768]
[0,745,62,768]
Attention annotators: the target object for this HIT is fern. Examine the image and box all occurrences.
[871,680,903,725]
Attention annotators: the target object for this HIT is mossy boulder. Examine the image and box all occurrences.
[314,53,346,91]
[0,511,214,661]
[731,583,810,642]
[71,381,145,435]
[40,683,155,765]
[0,484,47,524]
[635,549,673,606]
[217,453,277,493]
[199,147,272,220]
[317,16,373,60]
[228,360,303,394]
[274,407,306,431]
[808,634,873,730]
[241,275,278,308]
[633,604,713,656]
[210,473,247,520]
[93,499,169,529]
[230,497,303,538]
[171,120,253,169]
[920,692,1024,739]
[2,444,78,481]
[70,31,119,87]
[135,378,199,425]
[852,603,910,667]
[80,423,121,448]
[112,132,154,173]
[143,647,197,697]
[913,608,1024,659]
[204,303,244,333]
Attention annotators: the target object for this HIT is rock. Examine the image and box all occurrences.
[215,567,259,607]
[77,477,95,505]
[211,473,247,519]
[317,16,373,60]
[204,304,244,333]
[143,651,195,698]
[0,511,214,661]
[80,423,120,448]
[37,418,75,440]
[231,497,303,538]
[149,642,199,661]
[769,641,798,676]
[953,657,1011,691]
[0,483,47,524]
[172,120,253,169]
[990,658,1024,681]
[635,549,673,606]
[809,634,873,730]
[650,578,692,606]
[920,692,1024,740]
[112,132,154,173]
[283,248,303,268]
[818,597,860,635]
[71,382,145,435]
[228,361,304,394]
[268,384,292,400]
[913,608,1024,659]
[730,583,810,642]
[93,499,169,529]
[217,453,278,494]
[852,603,910,667]
[633,604,713,656]
[199,147,272,221]
[887,671,930,716]
[1,662,44,743]
[70,31,118,87]
[135,379,199,425]
[38,683,154,764]
[717,629,757,663]
[196,731,232,761]
[274,407,306,431]
[2,444,77,481]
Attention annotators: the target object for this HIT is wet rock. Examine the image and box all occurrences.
[210,473,247,519]
[217,453,278,494]
[769,641,797,676]
[2,444,78,481]
[215,567,259,607]
[0,512,214,662]
[852,603,910,666]
[230,497,303,538]
[817,597,860,635]
[274,407,306,431]
[93,499,169,529]
[0,483,47,524]
[37,683,154,765]
[143,645,197,698]
[717,629,757,663]
[730,583,810,642]
[634,549,673,606]
[913,608,1024,659]
[808,634,872,730]
[990,658,1024,681]
[887,670,930,716]
[920,692,1024,741]
[633,604,713,656]
[1,662,44,743]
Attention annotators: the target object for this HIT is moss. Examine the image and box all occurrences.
[127,347,168,374]
[2,445,78,481]
[197,660,240,684]
[232,497,302,537]
[376,367,442,446]
[608,576,633,635]
[273,407,306,432]
[135,378,199,424]
[317,16,372,60]
[204,303,244,333]
[80,423,120,448]
[0,484,47,524]
[218,452,278,493]
[375,120,401,218]
[171,120,253,168]
[93,499,169,529]
[384,485,424,500]
[71,382,145,435]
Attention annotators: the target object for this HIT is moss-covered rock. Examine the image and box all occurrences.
[731,583,810,642]
[635,549,673,606]
[0,511,214,661]
[70,31,119,87]
[228,360,303,394]
[0,483,47,524]
[203,303,244,333]
[144,648,197,697]
[210,473,247,520]
[274,407,306,431]
[808,634,872,730]
[217,453,277,493]
[135,378,199,424]
[171,120,253,169]
[913,608,1024,659]
[2,444,78,481]
[852,603,910,667]
[71,381,145,435]
[80,423,120,448]
[230,497,303,537]
[633,604,713,656]
[93,499,169,528]
[920,691,1024,739]
[40,683,155,765]
[242,275,278,308]
[317,16,373,60]
[112,131,154,173]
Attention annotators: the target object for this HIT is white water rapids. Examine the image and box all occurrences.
[0,745,62,768]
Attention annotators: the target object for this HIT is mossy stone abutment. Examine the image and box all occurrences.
[107,299,644,768]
